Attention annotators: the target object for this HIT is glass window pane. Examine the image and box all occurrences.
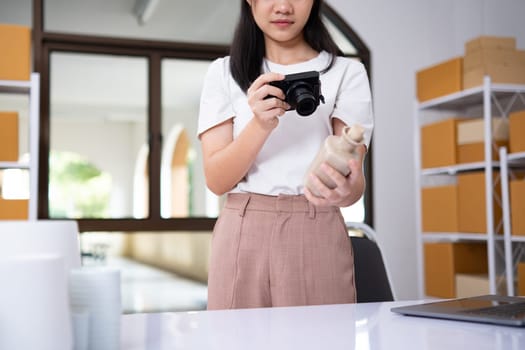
[161,59,220,218]
[44,0,238,45]
[49,52,148,219]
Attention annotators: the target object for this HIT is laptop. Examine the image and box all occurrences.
[391,294,525,327]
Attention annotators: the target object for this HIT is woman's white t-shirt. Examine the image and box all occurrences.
[198,51,374,196]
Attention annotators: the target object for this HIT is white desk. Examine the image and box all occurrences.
[120,300,525,350]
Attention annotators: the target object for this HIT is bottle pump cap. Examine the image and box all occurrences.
[342,124,364,144]
[349,124,364,142]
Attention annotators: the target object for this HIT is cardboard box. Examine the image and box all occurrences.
[509,110,525,154]
[0,24,31,81]
[458,171,502,234]
[463,64,525,89]
[463,49,524,72]
[510,179,525,236]
[457,118,508,163]
[422,185,459,232]
[465,36,516,54]
[463,36,525,88]
[518,263,525,296]
[0,112,19,161]
[457,141,508,164]
[417,57,463,102]
[457,118,509,144]
[517,50,525,65]
[424,242,488,298]
[0,198,28,220]
[421,118,459,168]
[455,274,490,298]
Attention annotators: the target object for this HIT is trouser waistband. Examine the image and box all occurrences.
[224,193,339,219]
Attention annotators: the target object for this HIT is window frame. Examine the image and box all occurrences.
[33,0,373,232]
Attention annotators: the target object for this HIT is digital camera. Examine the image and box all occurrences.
[269,70,325,117]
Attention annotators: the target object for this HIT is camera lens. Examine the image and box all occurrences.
[295,91,316,116]
[288,83,317,116]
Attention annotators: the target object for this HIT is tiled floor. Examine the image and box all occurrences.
[84,256,208,314]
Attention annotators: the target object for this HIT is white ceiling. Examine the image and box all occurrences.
[44,0,239,45]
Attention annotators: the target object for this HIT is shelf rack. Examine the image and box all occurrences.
[0,73,40,220]
[414,76,525,298]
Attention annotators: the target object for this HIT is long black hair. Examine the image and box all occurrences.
[229,0,343,92]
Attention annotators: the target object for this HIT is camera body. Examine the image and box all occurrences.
[269,70,325,117]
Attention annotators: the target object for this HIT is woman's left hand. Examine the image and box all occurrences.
[304,145,366,207]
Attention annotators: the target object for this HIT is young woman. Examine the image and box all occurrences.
[198,0,374,310]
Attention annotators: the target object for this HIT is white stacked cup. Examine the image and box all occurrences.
[0,254,72,350]
[69,267,122,350]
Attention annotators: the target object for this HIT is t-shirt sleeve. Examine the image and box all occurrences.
[197,57,235,138]
[332,60,374,148]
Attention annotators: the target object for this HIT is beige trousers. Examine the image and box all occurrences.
[207,193,356,310]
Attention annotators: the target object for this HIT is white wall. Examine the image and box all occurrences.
[327,0,525,299]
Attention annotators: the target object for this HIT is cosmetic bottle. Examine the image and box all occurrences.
[304,124,365,197]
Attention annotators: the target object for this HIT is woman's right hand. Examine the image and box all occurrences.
[247,72,291,130]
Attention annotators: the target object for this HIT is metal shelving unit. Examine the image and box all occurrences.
[499,148,525,296]
[0,73,40,220]
[414,76,525,298]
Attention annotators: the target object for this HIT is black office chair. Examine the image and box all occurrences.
[347,222,394,303]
